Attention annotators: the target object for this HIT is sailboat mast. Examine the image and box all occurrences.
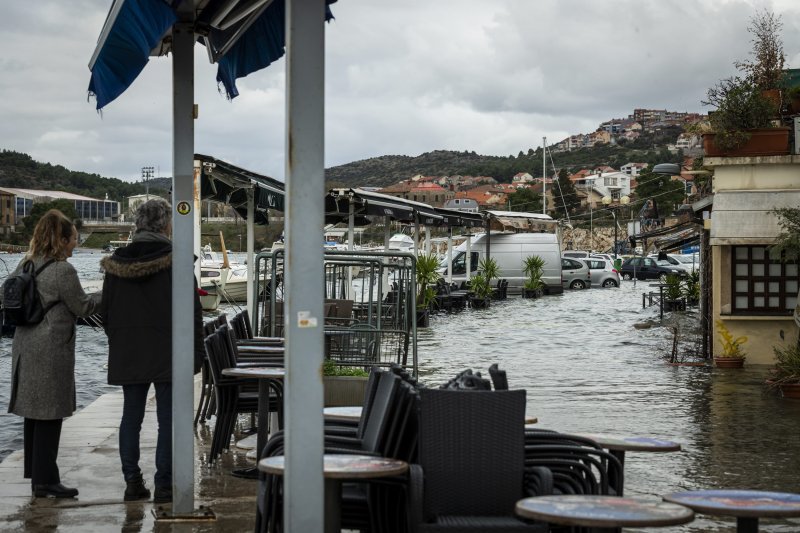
[542,136,547,214]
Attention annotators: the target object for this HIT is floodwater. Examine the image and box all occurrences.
[2,251,800,531]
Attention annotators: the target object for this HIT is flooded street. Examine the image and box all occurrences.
[418,283,800,531]
[1,252,800,530]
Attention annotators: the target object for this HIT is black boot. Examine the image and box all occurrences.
[32,483,79,498]
[153,485,172,504]
[124,476,151,501]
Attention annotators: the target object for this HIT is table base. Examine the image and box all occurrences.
[231,467,259,480]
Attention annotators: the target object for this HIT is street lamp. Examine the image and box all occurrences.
[602,195,630,258]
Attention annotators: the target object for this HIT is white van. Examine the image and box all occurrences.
[438,232,563,295]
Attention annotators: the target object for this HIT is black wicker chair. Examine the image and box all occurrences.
[407,389,549,532]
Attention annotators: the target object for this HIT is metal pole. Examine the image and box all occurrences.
[285,0,325,531]
[170,19,195,513]
[447,226,453,284]
[246,188,255,320]
[542,136,547,214]
[465,227,472,282]
[613,210,618,259]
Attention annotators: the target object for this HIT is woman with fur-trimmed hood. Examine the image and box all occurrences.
[99,198,203,504]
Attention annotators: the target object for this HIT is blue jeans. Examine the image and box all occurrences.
[119,382,171,487]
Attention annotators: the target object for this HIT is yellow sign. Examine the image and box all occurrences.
[176,201,191,215]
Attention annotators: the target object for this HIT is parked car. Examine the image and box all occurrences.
[589,253,614,262]
[647,253,696,274]
[561,257,592,289]
[619,257,685,281]
[563,250,591,259]
[582,258,620,288]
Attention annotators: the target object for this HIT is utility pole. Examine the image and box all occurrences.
[542,136,547,214]
[141,166,154,202]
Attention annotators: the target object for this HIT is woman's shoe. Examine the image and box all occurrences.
[153,485,172,504]
[124,477,151,501]
[32,483,79,498]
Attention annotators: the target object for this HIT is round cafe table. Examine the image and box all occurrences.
[516,495,694,531]
[260,454,408,533]
[663,489,800,533]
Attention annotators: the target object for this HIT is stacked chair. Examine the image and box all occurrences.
[204,324,284,464]
[256,365,420,533]
[194,314,229,426]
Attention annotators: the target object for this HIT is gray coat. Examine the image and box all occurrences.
[6,257,100,420]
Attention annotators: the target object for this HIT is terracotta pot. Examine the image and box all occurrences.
[714,356,745,368]
[702,128,790,157]
[766,380,800,399]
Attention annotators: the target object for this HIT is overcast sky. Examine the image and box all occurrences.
[1,0,799,182]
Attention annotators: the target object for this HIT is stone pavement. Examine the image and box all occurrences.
[0,383,261,532]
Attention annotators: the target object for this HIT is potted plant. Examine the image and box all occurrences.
[702,76,788,156]
[467,272,493,309]
[714,320,747,368]
[767,343,800,399]
[702,10,790,156]
[662,273,686,312]
[323,359,370,407]
[683,270,701,307]
[415,252,441,328]
[522,255,545,298]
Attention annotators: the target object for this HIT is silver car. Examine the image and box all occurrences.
[582,258,621,288]
[561,257,592,290]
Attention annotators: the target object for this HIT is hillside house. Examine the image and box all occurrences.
[620,162,648,176]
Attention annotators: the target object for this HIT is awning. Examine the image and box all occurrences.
[325,188,415,225]
[485,210,558,232]
[710,190,800,245]
[88,0,336,109]
[196,153,285,224]
[433,207,484,228]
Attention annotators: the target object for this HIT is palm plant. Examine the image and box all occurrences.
[478,256,500,283]
[523,255,545,291]
[415,253,441,310]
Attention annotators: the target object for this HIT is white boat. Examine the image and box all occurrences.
[388,233,414,252]
[199,244,252,304]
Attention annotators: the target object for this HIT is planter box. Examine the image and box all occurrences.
[416,309,430,328]
[766,380,800,399]
[522,288,543,299]
[470,297,491,309]
[702,128,790,157]
[323,376,368,407]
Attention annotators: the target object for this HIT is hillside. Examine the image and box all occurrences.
[2,124,686,197]
[325,126,686,187]
[0,150,148,201]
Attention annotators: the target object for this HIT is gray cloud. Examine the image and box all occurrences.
[1,0,799,182]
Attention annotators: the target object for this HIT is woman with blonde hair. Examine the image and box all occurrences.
[4,209,100,498]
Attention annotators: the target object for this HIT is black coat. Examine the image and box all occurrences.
[99,241,203,385]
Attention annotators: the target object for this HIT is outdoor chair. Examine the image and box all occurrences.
[256,371,421,533]
[231,309,284,346]
[407,388,550,532]
[524,429,624,497]
[194,314,229,426]
[488,363,509,391]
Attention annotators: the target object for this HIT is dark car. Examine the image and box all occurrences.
[619,257,685,281]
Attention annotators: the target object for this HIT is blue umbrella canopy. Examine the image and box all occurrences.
[88,0,334,110]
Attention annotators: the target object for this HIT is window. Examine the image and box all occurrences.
[731,245,799,315]
[451,252,479,275]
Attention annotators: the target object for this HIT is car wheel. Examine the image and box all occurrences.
[622,273,632,281]
[570,280,586,290]
[602,279,618,288]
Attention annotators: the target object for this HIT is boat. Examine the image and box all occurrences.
[199,243,251,304]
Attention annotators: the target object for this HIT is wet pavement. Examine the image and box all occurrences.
[0,382,260,533]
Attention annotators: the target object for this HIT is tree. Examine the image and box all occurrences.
[22,200,79,236]
[508,188,541,212]
[551,168,579,219]
[630,168,685,219]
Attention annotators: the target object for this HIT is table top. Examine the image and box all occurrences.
[579,433,681,452]
[259,454,408,479]
[663,490,800,518]
[323,406,362,422]
[515,495,694,528]
[222,367,286,379]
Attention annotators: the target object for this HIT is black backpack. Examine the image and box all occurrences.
[2,259,56,328]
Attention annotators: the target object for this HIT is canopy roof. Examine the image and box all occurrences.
[196,153,285,224]
[485,210,557,232]
[88,0,335,109]
[325,188,451,226]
